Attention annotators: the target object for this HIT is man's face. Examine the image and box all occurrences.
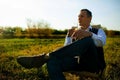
[78,11,91,29]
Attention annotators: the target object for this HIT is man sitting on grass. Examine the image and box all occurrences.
[17,9,106,80]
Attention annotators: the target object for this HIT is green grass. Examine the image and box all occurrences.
[0,38,120,80]
[0,38,64,80]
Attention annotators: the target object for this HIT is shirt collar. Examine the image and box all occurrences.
[79,25,92,31]
[86,25,92,31]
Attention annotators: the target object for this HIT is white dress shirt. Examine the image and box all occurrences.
[64,26,106,47]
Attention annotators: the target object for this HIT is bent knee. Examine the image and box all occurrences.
[77,37,95,46]
[80,37,94,43]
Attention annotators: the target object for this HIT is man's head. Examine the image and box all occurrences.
[78,9,92,29]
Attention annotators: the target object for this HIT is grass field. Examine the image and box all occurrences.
[0,38,120,80]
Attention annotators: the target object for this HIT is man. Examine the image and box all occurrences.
[17,9,106,80]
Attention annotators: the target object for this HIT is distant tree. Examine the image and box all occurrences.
[13,27,22,38]
[26,19,53,38]
[107,30,115,37]
[0,27,4,38]
[52,29,67,35]
[114,31,120,36]
[2,27,15,38]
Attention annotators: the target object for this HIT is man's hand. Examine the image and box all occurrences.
[71,29,92,40]
[67,28,76,37]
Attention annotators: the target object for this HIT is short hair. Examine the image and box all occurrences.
[81,9,92,17]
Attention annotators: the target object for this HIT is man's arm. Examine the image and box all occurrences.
[64,28,76,46]
[91,29,106,47]
[68,28,106,47]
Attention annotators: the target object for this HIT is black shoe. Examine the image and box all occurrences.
[17,53,49,69]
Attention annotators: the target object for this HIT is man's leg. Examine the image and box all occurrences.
[47,37,98,80]
[49,37,95,58]
[17,37,98,76]
[47,56,79,80]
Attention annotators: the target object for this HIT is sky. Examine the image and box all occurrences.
[0,0,120,30]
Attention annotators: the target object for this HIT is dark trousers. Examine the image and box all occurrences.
[47,37,99,80]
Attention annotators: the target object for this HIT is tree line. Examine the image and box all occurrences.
[0,22,119,39]
[0,26,68,39]
[0,20,68,39]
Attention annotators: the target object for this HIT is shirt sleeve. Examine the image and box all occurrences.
[91,29,106,47]
[64,36,72,46]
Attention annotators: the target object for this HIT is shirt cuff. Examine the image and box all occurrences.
[64,36,72,46]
